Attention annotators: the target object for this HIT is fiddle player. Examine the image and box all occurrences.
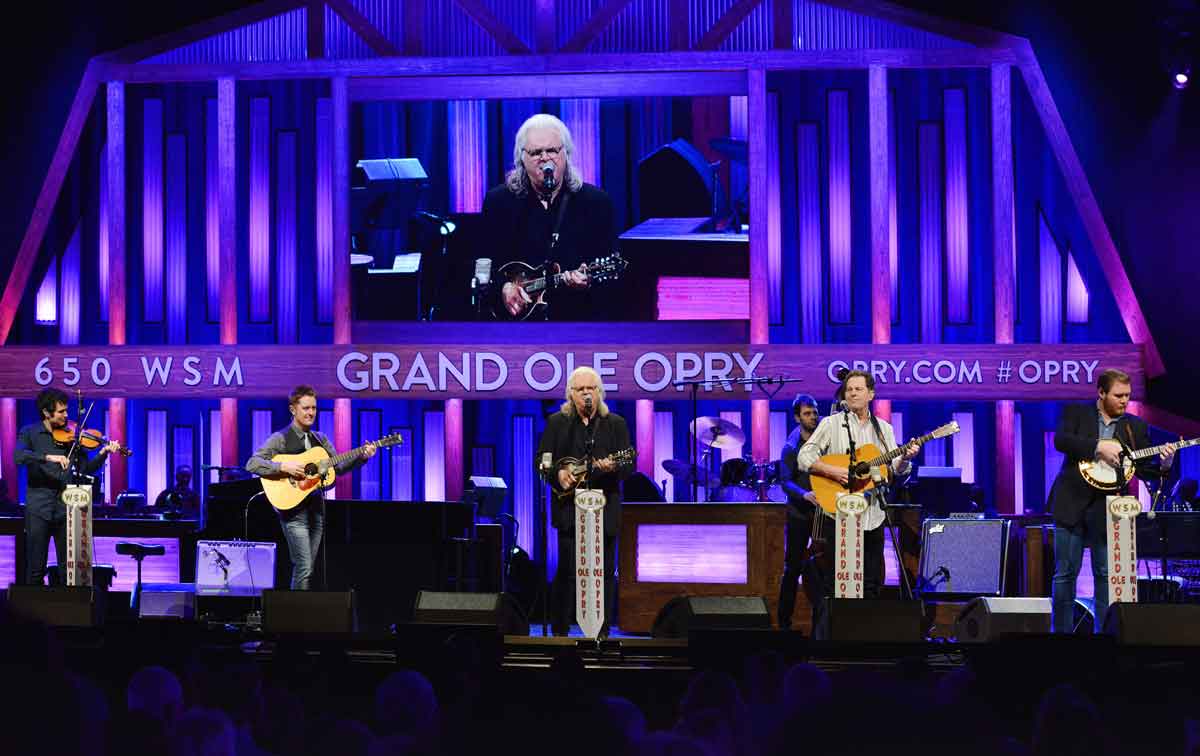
[13,388,121,585]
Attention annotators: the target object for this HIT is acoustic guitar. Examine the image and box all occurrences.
[552,447,637,500]
[809,421,960,516]
[1077,437,1200,491]
[260,433,403,511]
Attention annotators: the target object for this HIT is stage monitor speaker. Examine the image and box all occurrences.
[636,138,726,222]
[955,597,1051,642]
[139,584,196,620]
[412,591,529,635]
[262,590,356,634]
[815,598,923,642]
[4,585,100,627]
[1102,603,1200,646]
[917,518,1009,598]
[651,596,770,638]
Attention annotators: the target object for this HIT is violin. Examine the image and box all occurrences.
[52,422,134,457]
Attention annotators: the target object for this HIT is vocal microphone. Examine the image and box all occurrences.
[473,258,492,287]
[541,162,556,192]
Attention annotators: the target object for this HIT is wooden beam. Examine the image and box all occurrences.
[325,0,400,57]
[772,0,794,50]
[560,0,633,54]
[695,0,763,52]
[535,0,556,54]
[218,79,238,346]
[1138,403,1200,439]
[445,398,464,503]
[668,0,690,51]
[307,0,325,59]
[349,71,749,101]
[748,67,770,462]
[97,48,1017,85]
[109,398,127,501]
[332,77,351,345]
[451,0,532,55]
[104,0,306,63]
[0,62,99,346]
[220,397,239,469]
[1015,43,1165,376]
[995,400,1015,514]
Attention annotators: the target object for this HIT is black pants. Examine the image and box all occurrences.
[25,511,67,585]
[801,516,887,629]
[778,505,816,628]
[552,532,617,634]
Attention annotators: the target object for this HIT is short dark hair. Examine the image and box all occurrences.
[36,388,69,419]
[1097,369,1131,392]
[791,394,818,416]
[289,385,316,406]
[842,370,876,392]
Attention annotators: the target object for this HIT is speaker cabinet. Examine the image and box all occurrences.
[917,518,1010,598]
[262,590,356,634]
[651,596,770,638]
[955,597,1051,642]
[139,584,196,620]
[1103,603,1200,646]
[815,598,924,642]
[412,591,529,635]
[4,585,100,627]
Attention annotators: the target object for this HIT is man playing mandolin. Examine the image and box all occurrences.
[536,367,633,635]
[481,113,617,321]
[246,385,376,590]
[1049,368,1176,633]
[797,371,920,610]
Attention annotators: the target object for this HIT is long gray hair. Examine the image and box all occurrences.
[505,113,584,197]
[559,366,609,418]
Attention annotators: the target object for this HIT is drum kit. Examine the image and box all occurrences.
[662,416,785,503]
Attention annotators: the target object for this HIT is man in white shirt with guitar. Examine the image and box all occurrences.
[246,385,383,590]
[797,371,922,609]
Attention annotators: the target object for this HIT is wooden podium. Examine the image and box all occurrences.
[618,503,786,634]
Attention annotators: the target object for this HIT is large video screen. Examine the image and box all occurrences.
[349,97,750,323]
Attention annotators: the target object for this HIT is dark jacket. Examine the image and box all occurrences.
[536,410,632,535]
[1049,403,1159,527]
[14,422,109,520]
[780,425,814,519]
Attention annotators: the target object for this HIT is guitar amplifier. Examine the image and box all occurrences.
[195,540,276,594]
[917,518,1009,598]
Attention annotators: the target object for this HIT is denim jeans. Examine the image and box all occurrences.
[279,498,324,590]
[1052,509,1109,633]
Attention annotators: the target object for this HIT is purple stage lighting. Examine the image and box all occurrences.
[1174,70,1190,89]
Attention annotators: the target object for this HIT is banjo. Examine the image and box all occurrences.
[1078,437,1200,491]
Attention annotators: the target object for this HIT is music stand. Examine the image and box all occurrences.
[1136,512,1200,601]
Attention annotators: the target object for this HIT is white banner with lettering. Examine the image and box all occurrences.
[835,493,868,599]
[1106,495,1140,605]
[63,485,93,587]
[574,489,607,639]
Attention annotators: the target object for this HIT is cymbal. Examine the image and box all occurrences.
[708,137,748,162]
[662,459,715,486]
[690,416,746,449]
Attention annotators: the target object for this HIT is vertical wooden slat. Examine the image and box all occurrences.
[332,77,351,345]
[772,0,793,50]
[1,398,17,503]
[535,0,556,53]
[668,0,690,51]
[403,0,424,55]
[992,63,1016,514]
[748,67,770,460]
[445,398,463,502]
[334,397,352,498]
[218,79,238,471]
[636,399,655,477]
[106,82,128,498]
[868,65,890,346]
[307,0,325,59]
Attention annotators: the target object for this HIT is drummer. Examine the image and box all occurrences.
[777,393,821,631]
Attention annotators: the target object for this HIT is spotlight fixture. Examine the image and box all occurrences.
[1175,68,1192,89]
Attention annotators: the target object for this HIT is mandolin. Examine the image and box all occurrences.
[551,447,637,500]
[492,252,628,321]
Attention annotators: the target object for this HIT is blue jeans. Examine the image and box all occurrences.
[1051,512,1109,633]
[279,498,324,590]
